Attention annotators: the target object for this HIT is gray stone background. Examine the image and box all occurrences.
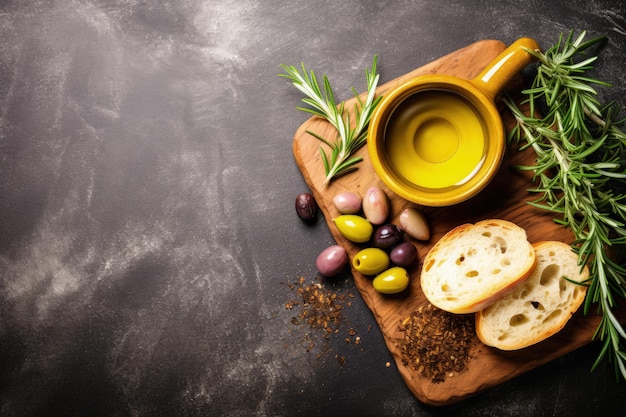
[1,1,625,416]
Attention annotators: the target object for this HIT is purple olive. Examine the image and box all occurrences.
[295,193,318,222]
[373,224,403,249]
[390,242,418,267]
[316,245,348,277]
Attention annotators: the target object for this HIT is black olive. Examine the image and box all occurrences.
[390,242,418,266]
[373,224,403,249]
[295,193,318,222]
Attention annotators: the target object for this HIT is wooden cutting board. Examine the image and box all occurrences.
[291,40,622,405]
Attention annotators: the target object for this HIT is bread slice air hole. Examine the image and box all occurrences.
[482,231,492,237]
[543,310,562,324]
[493,236,507,254]
[465,270,479,278]
[509,314,529,326]
[539,263,559,286]
[491,268,502,275]
[441,283,452,293]
[424,259,434,272]
[573,287,583,298]
[530,301,544,310]
[456,255,465,265]
[500,257,511,267]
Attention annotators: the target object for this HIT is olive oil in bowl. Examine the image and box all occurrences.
[384,90,487,190]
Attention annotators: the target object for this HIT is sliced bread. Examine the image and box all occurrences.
[475,241,589,350]
[420,219,536,314]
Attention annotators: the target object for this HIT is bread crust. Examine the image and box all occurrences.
[475,241,589,350]
[420,219,536,314]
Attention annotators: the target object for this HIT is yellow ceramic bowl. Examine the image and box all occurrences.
[368,38,540,207]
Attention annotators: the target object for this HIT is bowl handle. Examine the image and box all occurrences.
[471,37,540,101]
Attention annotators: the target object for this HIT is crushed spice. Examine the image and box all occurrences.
[398,303,474,383]
[283,276,362,364]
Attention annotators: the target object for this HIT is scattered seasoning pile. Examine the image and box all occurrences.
[283,276,363,365]
[398,303,474,383]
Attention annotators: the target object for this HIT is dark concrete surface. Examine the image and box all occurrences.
[1,1,625,416]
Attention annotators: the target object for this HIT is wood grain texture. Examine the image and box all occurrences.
[292,40,618,405]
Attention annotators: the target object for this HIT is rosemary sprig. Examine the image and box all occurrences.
[280,56,382,186]
[504,30,626,379]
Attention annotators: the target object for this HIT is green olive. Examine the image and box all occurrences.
[333,214,373,243]
[373,266,409,294]
[352,248,390,276]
